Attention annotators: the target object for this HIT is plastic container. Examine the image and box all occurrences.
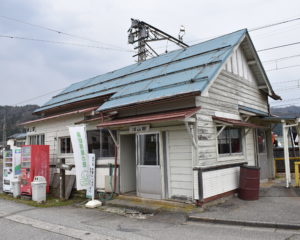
[11,177,21,198]
[238,166,260,200]
[31,176,47,202]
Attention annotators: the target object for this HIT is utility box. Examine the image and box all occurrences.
[31,176,47,203]
[11,176,21,198]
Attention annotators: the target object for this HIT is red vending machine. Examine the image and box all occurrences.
[20,145,50,195]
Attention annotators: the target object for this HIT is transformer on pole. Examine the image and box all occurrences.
[128,19,189,62]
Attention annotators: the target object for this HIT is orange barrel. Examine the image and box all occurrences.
[238,166,260,200]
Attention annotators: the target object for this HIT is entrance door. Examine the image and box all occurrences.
[136,133,162,199]
[257,129,269,180]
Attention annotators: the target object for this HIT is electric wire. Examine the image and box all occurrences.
[0,34,133,52]
[262,54,300,63]
[0,15,129,51]
[266,64,300,72]
[249,16,300,32]
[257,41,300,52]
[14,87,66,106]
[187,16,300,45]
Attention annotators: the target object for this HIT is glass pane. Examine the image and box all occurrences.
[257,129,266,153]
[230,128,242,153]
[87,130,101,159]
[100,129,115,158]
[60,138,66,153]
[138,134,159,165]
[218,128,230,154]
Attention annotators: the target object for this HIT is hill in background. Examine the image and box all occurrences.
[271,106,300,118]
[0,105,39,144]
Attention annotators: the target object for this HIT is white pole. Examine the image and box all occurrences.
[282,121,291,188]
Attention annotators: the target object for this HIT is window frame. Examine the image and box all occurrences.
[217,126,244,159]
[28,134,45,145]
[86,129,116,160]
[59,136,73,154]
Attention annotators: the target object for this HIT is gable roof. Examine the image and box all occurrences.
[34,29,278,114]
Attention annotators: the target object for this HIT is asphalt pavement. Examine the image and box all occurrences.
[189,180,300,230]
[0,198,299,240]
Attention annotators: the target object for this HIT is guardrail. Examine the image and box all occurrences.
[274,157,300,174]
[274,157,300,187]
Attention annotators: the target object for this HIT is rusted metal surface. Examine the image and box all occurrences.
[20,106,97,125]
[238,166,260,200]
[98,107,200,127]
[212,116,263,128]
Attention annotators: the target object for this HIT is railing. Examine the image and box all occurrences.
[274,157,300,174]
[274,157,300,187]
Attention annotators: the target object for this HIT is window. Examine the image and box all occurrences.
[257,129,267,153]
[218,127,243,155]
[87,129,116,159]
[60,137,73,154]
[138,134,160,165]
[29,134,45,145]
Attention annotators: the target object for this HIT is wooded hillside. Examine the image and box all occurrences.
[0,105,39,143]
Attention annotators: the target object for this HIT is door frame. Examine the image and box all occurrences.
[136,131,162,199]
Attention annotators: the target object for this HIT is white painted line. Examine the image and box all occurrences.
[5,214,120,240]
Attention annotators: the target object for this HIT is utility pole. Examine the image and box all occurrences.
[128,19,189,62]
[2,109,6,148]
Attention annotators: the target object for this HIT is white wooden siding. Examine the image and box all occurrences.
[167,130,193,199]
[202,167,240,199]
[224,47,255,82]
[196,45,268,167]
[25,114,115,189]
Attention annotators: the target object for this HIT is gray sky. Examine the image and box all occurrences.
[0,0,300,108]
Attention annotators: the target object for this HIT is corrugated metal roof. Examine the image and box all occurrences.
[98,107,200,127]
[213,116,263,128]
[35,29,247,113]
[238,105,269,116]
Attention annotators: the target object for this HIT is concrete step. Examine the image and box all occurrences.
[105,195,200,214]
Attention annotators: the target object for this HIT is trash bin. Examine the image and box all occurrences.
[31,176,47,203]
[11,177,21,198]
[238,165,260,200]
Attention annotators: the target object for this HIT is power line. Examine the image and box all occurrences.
[262,53,300,63]
[0,34,133,52]
[14,87,66,106]
[266,64,300,72]
[272,78,300,85]
[0,15,129,51]
[186,16,300,45]
[249,16,300,32]
[257,41,300,52]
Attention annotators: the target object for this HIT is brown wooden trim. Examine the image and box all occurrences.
[196,189,237,206]
[99,91,200,114]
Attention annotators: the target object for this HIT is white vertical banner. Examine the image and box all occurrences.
[13,147,22,176]
[68,125,90,190]
[86,154,96,199]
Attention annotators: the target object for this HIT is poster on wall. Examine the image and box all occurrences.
[86,154,95,199]
[68,125,90,190]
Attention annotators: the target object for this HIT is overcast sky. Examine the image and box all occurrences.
[0,0,300,108]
